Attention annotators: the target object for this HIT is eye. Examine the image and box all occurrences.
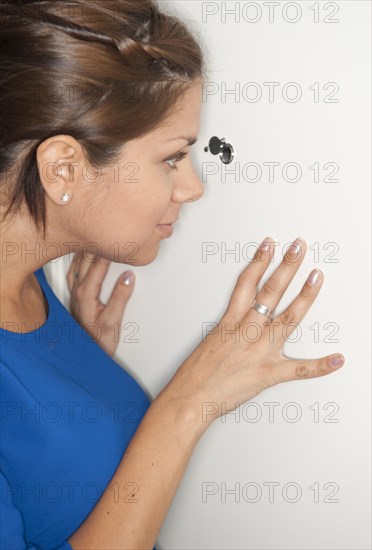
[166,151,188,170]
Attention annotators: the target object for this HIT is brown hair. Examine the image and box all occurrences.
[0,0,206,238]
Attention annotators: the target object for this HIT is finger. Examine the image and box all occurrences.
[223,236,277,321]
[273,268,324,341]
[78,252,99,281]
[78,256,111,301]
[66,252,82,293]
[247,237,307,325]
[97,271,135,332]
[67,252,97,293]
[267,353,345,386]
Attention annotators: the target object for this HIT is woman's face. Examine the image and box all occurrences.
[40,78,204,266]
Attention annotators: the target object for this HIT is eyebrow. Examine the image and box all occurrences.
[166,137,198,146]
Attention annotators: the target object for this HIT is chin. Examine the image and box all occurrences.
[105,243,160,266]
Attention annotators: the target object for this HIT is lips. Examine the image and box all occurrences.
[156,223,174,236]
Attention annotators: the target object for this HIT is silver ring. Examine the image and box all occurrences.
[251,299,275,319]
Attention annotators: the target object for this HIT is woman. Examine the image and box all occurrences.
[0,0,345,548]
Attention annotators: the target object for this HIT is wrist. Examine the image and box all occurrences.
[153,386,212,443]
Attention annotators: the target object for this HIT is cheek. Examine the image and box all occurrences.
[101,167,172,228]
[67,188,100,239]
[98,194,166,240]
[125,187,172,226]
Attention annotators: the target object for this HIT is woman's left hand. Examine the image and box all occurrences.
[66,252,135,357]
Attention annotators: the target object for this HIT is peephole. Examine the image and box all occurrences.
[204,136,235,165]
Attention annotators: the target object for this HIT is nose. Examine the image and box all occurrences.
[173,165,204,204]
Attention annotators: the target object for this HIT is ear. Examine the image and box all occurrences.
[36,135,85,206]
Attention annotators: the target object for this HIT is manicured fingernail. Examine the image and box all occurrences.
[288,237,302,255]
[259,237,272,252]
[328,355,345,368]
[121,271,134,286]
[306,269,321,286]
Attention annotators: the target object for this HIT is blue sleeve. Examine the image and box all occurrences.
[0,470,73,550]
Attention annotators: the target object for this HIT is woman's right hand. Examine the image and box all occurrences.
[162,236,345,425]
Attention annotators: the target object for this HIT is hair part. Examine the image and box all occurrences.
[0,0,206,239]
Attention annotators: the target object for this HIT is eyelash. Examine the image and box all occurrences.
[166,151,188,170]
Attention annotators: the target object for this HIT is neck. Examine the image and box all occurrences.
[0,205,78,305]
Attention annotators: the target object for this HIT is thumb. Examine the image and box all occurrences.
[273,354,345,385]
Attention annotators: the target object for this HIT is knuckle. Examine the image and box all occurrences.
[100,318,114,334]
[236,271,245,285]
[237,268,253,286]
[74,284,85,301]
[234,273,255,298]
[279,308,296,327]
[260,279,276,297]
[295,361,309,378]
[314,359,330,376]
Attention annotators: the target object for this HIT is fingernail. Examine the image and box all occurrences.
[306,269,321,286]
[259,236,272,252]
[288,237,302,255]
[328,355,345,368]
[121,271,134,286]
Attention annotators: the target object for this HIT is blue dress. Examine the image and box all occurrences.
[0,267,157,549]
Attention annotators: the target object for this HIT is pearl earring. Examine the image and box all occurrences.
[61,193,70,203]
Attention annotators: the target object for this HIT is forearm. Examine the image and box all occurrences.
[67,388,208,549]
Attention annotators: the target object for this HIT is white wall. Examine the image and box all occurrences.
[44,1,371,548]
